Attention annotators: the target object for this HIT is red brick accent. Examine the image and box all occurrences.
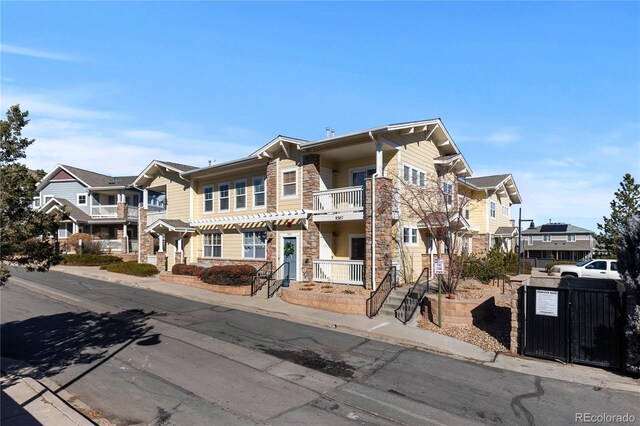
[281,287,366,315]
[159,273,251,296]
[302,154,320,282]
[364,177,393,290]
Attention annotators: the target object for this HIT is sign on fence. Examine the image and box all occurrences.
[535,289,558,317]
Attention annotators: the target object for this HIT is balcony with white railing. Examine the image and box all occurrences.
[91,205,118,218]
[127,207,139,219]
[312,186,364,221]
[313,259,365,286]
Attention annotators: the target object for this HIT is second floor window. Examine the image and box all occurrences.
[403,164,426,187]
[527,236,533,245]
[219,183,230,211]
[567,234,576,242]
[235,180,246,209]
[490,201,496,218]
[77,194,87,206]
[282,170,296,197]
[33,197,41,208]
[204,186,213,212]
[253,177,266,207]
[543,234,551,242]
[443,182,454,205]
[502,205,509,216]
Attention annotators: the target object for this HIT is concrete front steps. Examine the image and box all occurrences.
[377,288,408,318]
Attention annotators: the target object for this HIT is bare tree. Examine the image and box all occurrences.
[388,171,472,294]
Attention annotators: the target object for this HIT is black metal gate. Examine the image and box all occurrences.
[523,282,625,369]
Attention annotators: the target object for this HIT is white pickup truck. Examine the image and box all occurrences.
[549,259,620,280]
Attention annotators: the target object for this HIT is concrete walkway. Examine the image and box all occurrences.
[33,266,640,394]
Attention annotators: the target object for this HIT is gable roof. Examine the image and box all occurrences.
[37,164,137,191]
[40,197,91,223]
[522,223,594,235]
[133,160,198,187]
[460,174,522,204]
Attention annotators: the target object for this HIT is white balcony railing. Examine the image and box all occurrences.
[127,207,139,219]
[147,210,167,224]
[313,186,363,214]
[91,205,118,218]
[313,259,365,286]
[99,239,122,253]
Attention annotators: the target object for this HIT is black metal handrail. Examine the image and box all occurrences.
[366,266,397,318]
[394,267,430,324]
[267,262,290,299]
[251,261,273,296]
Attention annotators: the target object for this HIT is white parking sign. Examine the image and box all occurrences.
[434,259,445,275]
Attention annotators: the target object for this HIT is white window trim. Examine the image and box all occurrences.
[33,196,41,208]
[218,182,230,212]
[402,226,419,246]
[543,234,551,242]
[348,234,366,259]
[243,230,267,259]
[234,179,247,211]
[253,176,266,209]
[202,232,223,258]
[401,163,427,187]
[43,194,54,204]
[502,205,510,216]
[281,168,297,199]
[77,193,87,206]
[489,200,496,218]
[527,236,533,245]
[443,181,454,206]
[567,234,576,242]
[203,185,214,214]
[348,165,377,186]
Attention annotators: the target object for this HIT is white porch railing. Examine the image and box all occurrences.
[313,259,365,285]
[127,208,139,219]
[91,205,118,218]
[313,186,363,213]
[99,239,122,253]
[147,211,167,224]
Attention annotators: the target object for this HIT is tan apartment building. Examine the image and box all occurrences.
[135,119,522,289]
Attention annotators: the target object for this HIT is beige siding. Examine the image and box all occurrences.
[192,166,268,220]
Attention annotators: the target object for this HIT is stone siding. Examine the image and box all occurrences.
[159,272,251,296]
[472,234,490,257]
[138,208,155,263]
[281,287,366,315]
[301,154,320,282]
[364,177,393,290]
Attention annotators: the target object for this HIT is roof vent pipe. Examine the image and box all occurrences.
[331,129,335,138]
[326,127,330,138]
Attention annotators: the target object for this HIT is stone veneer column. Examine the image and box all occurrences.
[156,251,166,272]
[364,177,393,290]
[301,154,320,282]
[117,201,128,219]
[508,275,530,354]
[472,234,490,257]
[138,208,155,263]
[265,160,278,265]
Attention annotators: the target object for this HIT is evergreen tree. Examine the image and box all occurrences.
[596,173,640,257]
[617,217,640,372]
[0,104,61,283]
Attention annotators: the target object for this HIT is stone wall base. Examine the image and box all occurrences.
[280,288,366,315]
[196,258,268,270]
[159,272,251,296]
[423,294,495,326]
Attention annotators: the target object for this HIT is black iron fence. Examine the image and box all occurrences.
[395,268,430,324]
[267,262,290,299]
[366,266,397,318]
[251,261,272,296]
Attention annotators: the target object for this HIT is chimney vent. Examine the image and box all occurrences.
[331,129,335,138]
[325,127,330,138]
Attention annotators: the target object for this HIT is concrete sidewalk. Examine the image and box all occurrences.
[1,358,110,426]
[48,265,640,393]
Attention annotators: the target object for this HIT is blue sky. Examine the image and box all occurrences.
[1,2,638,232]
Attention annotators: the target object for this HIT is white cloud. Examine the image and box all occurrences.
[0,43,77,61]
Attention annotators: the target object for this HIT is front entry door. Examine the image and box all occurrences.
[351,169,376,186]
[283,237,297,281]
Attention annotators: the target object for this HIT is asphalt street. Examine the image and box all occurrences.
[2,268,638,426]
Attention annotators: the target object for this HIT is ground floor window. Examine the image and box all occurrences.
[203,233,222,258]
[243,231,266,259]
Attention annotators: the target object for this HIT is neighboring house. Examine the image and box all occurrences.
[35,164,142,253]
[521,222,595,262]
[136,119,522,288]
[459,174,521,254]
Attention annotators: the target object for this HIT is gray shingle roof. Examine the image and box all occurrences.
[47,198,91,222]
[62,165,136,187]
[157,161,198,172]
[522,223,594,235]
[462,174,511,189]
[495,226,518,236]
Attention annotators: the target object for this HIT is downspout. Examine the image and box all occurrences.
[369,131,378,291]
